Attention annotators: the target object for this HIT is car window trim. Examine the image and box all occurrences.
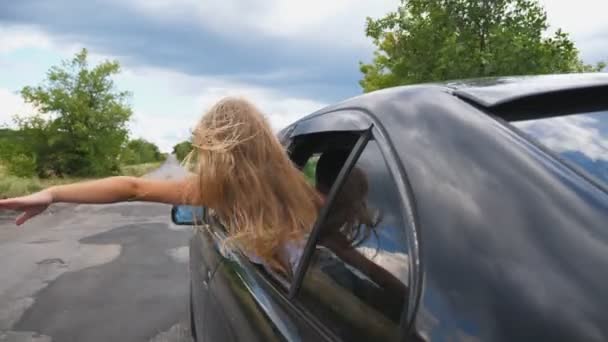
[290,118,422,340]
[278,109,422,340]
[290,110,373,137]
[370,124,422,338]
[288,127,373,298]
[289,126,421,342]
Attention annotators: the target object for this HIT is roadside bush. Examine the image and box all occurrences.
[6,154,37,177]
[121,138,164,165]
[14,48,132,178]
[173,141,192,162]
[120,162,162,177]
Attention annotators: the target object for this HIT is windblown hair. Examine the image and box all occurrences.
[315,150,379,247]
[184,97,322,271]
[320,166,379,247]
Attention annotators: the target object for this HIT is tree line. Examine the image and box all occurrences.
[172,141,193,163]
[360,0,605,91]
[0,49,165,178]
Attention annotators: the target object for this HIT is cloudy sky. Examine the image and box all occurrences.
[1,0,607,152]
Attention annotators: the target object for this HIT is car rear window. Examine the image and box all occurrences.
[511,110,608,188]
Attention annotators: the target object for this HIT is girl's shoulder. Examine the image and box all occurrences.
[246,238,306,274]
[282,239,305,266]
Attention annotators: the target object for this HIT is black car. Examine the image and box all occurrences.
[173,73,608,342]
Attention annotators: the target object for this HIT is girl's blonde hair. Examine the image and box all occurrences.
[185,97,321,271]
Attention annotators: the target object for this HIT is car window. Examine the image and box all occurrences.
[251,133,359,289]
[512,110,608,188]
[250,152,326,288]
[296,140,409,342]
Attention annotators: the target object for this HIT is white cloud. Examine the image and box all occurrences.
[0,26,51,54]
[127,0,397,49]
[127,0,608,60]
[540,0,608,37]
[121,65,326,152]
[194,85,325,131]
[358,246,409,283]
[248,0,397,49]
[540,0,608,62]
[0,88,37,127]
[516,114,608,161]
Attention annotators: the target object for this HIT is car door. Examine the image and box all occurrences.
[203,205,335,341]
[206,248,333,341]
[189,207,224,340]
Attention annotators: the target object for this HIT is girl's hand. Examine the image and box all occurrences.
[0,191,53,226]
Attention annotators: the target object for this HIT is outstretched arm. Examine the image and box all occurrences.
[0,176,198,225]
[48,176,193,204]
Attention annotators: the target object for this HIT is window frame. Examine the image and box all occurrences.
[280,109,421,341]
[288,128,373,297]
[369,121,422,332]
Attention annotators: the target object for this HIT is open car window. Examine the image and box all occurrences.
[249,131,362,290]
[512,110,608,189]
[295,139,409,342]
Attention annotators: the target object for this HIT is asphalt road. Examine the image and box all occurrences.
[0,155,194,342]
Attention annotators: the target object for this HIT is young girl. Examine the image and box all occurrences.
[0,97,322,273]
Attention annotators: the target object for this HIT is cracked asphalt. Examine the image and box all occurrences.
[0,155,194,342]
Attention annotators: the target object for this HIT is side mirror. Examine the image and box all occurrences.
[171,205,205,225]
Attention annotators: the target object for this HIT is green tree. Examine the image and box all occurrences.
[16,48,132,177]
[360,0,606,92]
[0,128,37,177]
[121,138,164,165]
[0,128,23,161]
[172,140,193,162]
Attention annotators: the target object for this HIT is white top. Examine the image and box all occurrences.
[246,239,305,274]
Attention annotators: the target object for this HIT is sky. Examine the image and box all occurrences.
[1,0,607,152]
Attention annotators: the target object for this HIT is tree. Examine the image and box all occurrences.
[121,138,164,165]
[16,48,132,177]
[360,0,606,92]
[0,128,36,177]
[172,140,193,162]
[0,128,24,160]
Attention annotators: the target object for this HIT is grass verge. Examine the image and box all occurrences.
[120,162,162,177]
[0,161,162,198]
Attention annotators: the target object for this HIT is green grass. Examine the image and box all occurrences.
[119,162,162,177]
[0,161,162,198]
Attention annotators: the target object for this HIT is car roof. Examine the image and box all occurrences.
[444,73,608,107]
[291,73,608,127]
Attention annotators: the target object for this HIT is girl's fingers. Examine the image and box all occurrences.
[0,199,24,210]
[0,197,23,209]
[15,211,36,226]
[15,212,27,226]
